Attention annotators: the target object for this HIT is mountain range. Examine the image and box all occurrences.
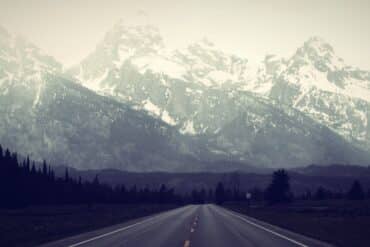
[0,22,369,171]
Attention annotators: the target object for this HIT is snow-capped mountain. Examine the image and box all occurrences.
[0,26,61,104]
[71,22,369,147]
[71,21,254,93]
[68,22,370,168]
[0,26,213,171]
[70,23,260,134]
[0,22,369,171]
[257,37,370,150]
[72,22,370,153]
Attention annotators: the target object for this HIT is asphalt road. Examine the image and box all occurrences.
[41,204,332,247]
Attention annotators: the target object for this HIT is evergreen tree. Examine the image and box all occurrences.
[30,161,35,174]
[215,182,225,205]
[314,186,327,200]
[0,144,188,208]
[347,180,365,200]
[64,168,70,182]
[159,184,167,204]
[42,160,48,176]
[265,169,292,204]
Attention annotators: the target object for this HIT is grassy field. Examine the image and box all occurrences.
[225,200,370,247]
[0,204,179,247]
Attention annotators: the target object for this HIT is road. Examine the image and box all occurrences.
[41,204,332,247]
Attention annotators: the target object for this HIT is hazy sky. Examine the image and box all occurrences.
[0,0,369,69]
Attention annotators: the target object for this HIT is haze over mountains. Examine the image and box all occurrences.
[0,22,369,171]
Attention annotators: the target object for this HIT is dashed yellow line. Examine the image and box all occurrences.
[184,240,191,247]
[184,214,199,247]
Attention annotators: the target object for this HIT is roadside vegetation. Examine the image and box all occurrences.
[221,170,370,247]
[1,144,370,246]
[0,204,178,247]
[0,145,185,246]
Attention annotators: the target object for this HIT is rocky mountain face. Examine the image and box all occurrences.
[0,26,212,172]
[1,23,369,171]
[257,37,370,151]
[71,24,370,155]
[69,22,370,168]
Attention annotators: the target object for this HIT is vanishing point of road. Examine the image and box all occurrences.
[41,204,332,247]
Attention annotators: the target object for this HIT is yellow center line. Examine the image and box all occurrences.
[184,240,191,247]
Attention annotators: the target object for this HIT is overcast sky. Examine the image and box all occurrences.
[0,0,369,69]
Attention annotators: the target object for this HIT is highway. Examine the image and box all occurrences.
[41,204,332,247]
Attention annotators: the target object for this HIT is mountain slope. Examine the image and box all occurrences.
[69,22,370,168]
[255,37,370,150]
[0,26,213,171]
[1,23,369,171]
[0,72,206,171]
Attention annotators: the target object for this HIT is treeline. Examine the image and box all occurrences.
[1,144,370,208]
[0,145,183,208]
[299,180,369,201]
[211,169,370,205]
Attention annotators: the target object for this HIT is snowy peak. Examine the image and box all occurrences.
[1,24,370,170]
[182,38,247,71]
[172,39,252,88]
[106,21,164,56]
[70,23,370,157]
[74,21,256,92]
[279,36,370,101]
[291,36,344,73]
[265,37,370,151]
[73,22,172,91]
[0,26,61,95]
[302,36,335,57]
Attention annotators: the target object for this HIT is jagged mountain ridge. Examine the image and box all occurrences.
[0,26,210,171]
[260,37,370,150]
[0,23,369,171]
[68,22,370,167]
[71,23,370,153]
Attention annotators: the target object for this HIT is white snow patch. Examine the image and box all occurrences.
[84,69,109,91]
[132,55,186,80]
[164,88,171,99]
[114,47,134,67]
[345,80,370,102]
[282,64,370,102]
[142,99,161,116]
[0,76,7,87]
[180,120,197,135]
[214,127,221,134]
[33,80,44,108]
[161,110,176,126]
[207,70,233,85]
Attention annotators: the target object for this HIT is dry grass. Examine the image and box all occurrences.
[225,200,370,247]
[0,204,178,247]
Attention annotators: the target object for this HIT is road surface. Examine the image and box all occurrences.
[41,204,332,247]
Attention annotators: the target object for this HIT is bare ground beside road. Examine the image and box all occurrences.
[0,204,179,247]
[225,200,370,247]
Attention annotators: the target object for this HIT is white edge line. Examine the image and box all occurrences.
[219,207,308,247]
[68,206,189,247]
[68,217,155,247]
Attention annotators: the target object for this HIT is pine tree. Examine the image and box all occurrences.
[159,184,167,204]
[42,160,48,176]
[347,180,365,200]
[31,162,36,174]
[215,182,225,205]
[265,169,292,204]
[64,168,70,182]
